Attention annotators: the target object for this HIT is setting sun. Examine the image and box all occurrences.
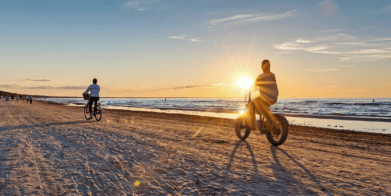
[238,76,252,89]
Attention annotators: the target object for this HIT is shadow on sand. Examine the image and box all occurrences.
[0,120,95,131]
[226,140,260,177]
[270,146,332,196]
[225,139,332,195]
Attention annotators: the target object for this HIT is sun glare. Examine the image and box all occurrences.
[238,76,252,89]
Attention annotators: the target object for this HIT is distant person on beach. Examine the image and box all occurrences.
[11,95,14,100]
[244,59,279,132]
[26,96,29,103]
[29,96,33,104]
[83,78,100,120]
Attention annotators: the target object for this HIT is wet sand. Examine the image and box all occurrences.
[69,104,391,134]
[0,99,390,195]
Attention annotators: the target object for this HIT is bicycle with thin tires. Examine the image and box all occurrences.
[83,94,102,121]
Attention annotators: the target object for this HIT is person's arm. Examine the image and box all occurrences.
[84,85,92,94]
[253,74,265,91]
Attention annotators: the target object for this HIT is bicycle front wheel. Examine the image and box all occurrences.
[234,117,251,140]
[84,105,90,120]
[94,106,102,121]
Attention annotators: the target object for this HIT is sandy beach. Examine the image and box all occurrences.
[0,99,390,195]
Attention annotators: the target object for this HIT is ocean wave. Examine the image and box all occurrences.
[37,97,391,120]
[324,102,382,106]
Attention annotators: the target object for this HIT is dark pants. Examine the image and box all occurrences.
[88,97,100,113]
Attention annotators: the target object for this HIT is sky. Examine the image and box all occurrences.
[0,0,390,98]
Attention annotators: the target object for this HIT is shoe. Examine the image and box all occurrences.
[87,116,93,120]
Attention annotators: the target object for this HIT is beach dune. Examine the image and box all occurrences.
[0,100,390,195]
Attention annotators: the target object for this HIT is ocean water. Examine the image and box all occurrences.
[38,97,391,120]
[36,97,391,133]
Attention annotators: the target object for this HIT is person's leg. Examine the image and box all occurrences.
[93,99,98,112]
[88,99,93,113]
[249,97,275,128]
[244,97,267,131]
[244,102,256,130]
[92,97,99,113]
[254,98,277,129]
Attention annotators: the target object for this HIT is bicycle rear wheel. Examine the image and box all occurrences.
[266,114,289,146]
[84,105,91,120]
[94,106,102,121]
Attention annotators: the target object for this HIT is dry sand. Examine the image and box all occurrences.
[0,99,390,195]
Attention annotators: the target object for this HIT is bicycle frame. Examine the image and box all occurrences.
[243,90,274,132]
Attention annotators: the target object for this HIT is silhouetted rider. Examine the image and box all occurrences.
[83,78,100,120]
[245,60,279,132]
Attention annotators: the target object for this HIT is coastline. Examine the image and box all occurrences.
[61,101,391,134]
[37,100,391,134]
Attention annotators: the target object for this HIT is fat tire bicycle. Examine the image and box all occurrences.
[234,91,289,146]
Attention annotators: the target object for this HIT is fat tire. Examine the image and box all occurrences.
[266,114,289,146]
[234,117,251,140]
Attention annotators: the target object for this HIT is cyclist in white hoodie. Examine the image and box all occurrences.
[83,78,100,119]
[244,60,279,132]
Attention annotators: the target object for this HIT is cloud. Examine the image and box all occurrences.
[368,38,391,42]
[169,35,202,42]
[349,49,391,54]
[168,35,185,40]
[172,85,216,90]
[351,27,369,33]
[210,10,297,27]
[210,14,255,25]
[23,79,52,82]
[189,38,202,42]
[0,84,22,88]
[24,85,87,90]
[318,29,345,33]
[125,0,161,11]
[274,33,391,61]
[306,68,340,72]
[337,65,355,68]
[318,1,329,5]
[296,39,312,43]
[319,0,338,18]
[0,84,86,90]
[126,1,146,11]
[171,83,233,90]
